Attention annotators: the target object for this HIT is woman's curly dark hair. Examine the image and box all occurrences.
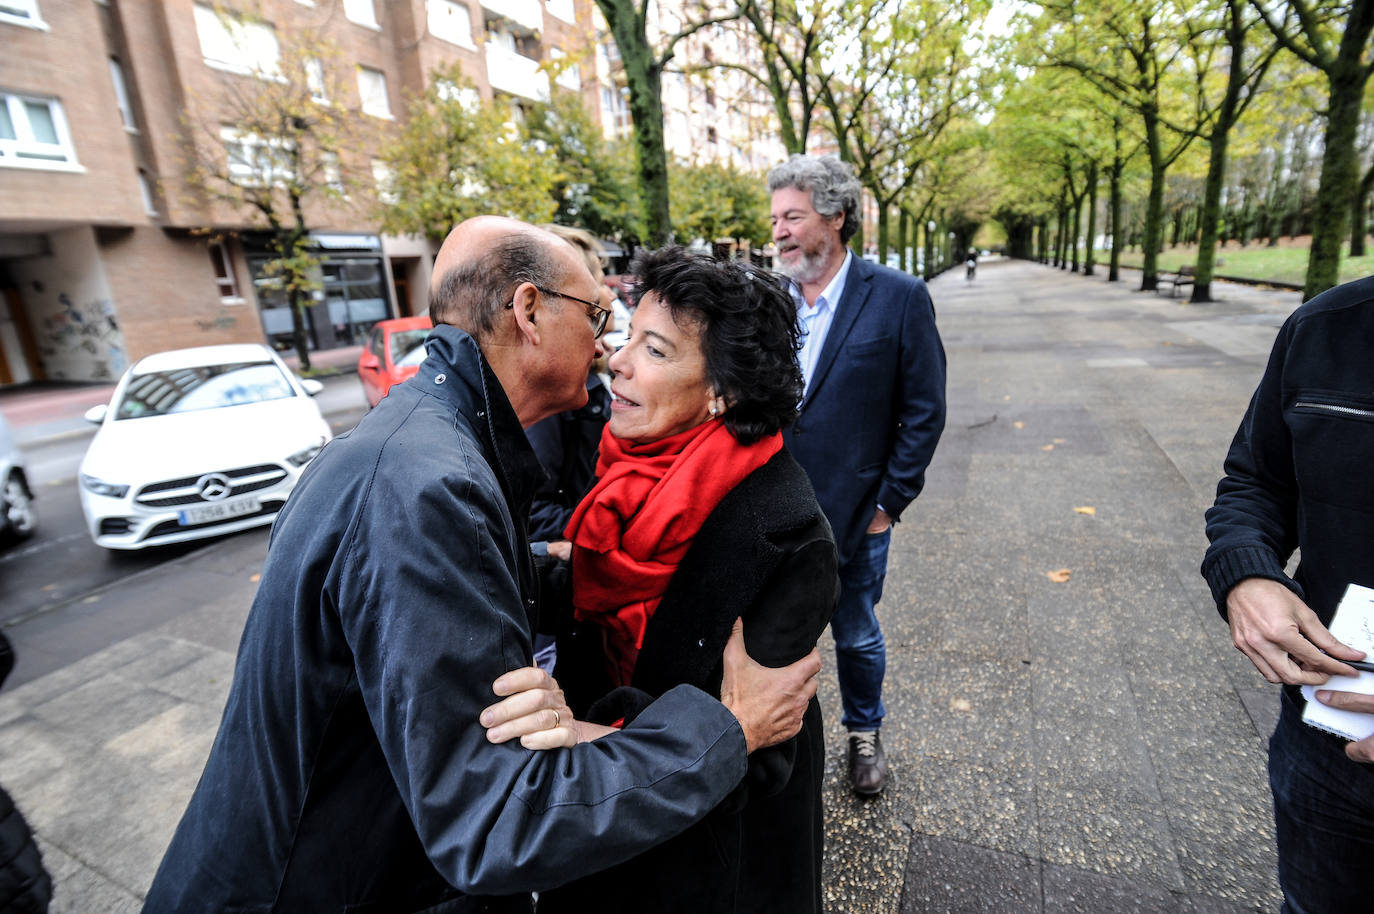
[626,246,803,445]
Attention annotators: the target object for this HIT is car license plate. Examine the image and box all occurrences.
[178,497,261,526]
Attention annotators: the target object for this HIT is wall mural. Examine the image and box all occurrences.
[38,293,127,381]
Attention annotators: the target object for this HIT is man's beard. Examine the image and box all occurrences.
[776,237,838,285]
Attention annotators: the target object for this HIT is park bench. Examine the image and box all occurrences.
[1157,264,1196,297]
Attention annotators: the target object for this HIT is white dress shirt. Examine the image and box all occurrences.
[791,250,853,394]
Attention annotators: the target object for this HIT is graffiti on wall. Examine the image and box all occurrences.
[195,313,239,332]
[38,293,128,381]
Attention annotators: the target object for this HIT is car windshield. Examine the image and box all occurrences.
[115,362,296,419]
[390,329,431,363]
[395,341,430,368]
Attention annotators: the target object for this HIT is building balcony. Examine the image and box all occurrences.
[480,0,543,34]
[485,42,550,102]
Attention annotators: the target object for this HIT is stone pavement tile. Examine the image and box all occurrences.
[912,757,1038,857]
[0,714,99,799]
[146,649,235,708]
[1036,783,1185,890]
[153,590,255,655]
[899,833,1041,913]
[1236,688,1280,741]
[0,636,149,713]
[27,672,181,747]
[106,634,210,685]
[37,837,143,914]
[822,779,912,914]
[881,530,1032,664]
[1041,862,1189,912]
[1029,658,1163,808]
[900,652,1035,771]
[1169,804,1280,908]
[1186,891,1272,913]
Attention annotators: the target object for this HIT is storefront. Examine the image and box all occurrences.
[246,232,394,354]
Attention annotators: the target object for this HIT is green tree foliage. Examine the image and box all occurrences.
[378,66,559,241]
[669,160,771,244]
[1251,0,1374,300]
[180,24,372,370]
[523,94,645,242]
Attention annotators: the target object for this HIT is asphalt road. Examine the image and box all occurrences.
[0,373,370,686]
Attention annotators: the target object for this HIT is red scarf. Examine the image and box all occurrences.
[564,419,782,686]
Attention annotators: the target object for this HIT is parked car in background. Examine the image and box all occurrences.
[0,414,36,543]
[358,315,432,408]
[78,344,332,550]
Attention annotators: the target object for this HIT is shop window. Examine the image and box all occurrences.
[0,93,80,170]
[193,4,281,77]
[357,66,392,119]
[210,243,242,301]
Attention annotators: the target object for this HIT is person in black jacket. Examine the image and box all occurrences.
[1202,275,1374,913]
[490,248,839,913]
[0,632,53,914]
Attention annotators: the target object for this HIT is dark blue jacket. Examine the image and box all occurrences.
[1203,277,1374,632]
[142,326,747,913]
[783,255,947,563]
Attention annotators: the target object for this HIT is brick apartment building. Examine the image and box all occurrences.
[0,0,599,386]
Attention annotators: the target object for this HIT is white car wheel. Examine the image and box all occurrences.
[3,473,35,539]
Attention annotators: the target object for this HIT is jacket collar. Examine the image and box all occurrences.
[419,324,545,519]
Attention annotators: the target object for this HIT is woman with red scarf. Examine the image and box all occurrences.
[491,246,838,912]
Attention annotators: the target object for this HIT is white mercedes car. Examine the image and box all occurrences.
[78,343,332,550]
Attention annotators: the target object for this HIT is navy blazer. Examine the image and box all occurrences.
[782,254,947,564]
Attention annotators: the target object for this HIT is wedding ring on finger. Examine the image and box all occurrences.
[551,709,561,729]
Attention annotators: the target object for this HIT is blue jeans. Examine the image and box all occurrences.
[1269,690,1374,913]
[832,529,890,731]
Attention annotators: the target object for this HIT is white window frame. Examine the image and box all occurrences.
[138,170,158,215]
[0,0,48,30]
[356,66,392,119]
[193,4,281,78]
[305,57,328,103]
[109,57,137,132]
[220,126,297,187]
[427,0,475,49]
[371,158,396,204]
[343,0,380,29]
[0,93,82,172]
[209,241,244,303]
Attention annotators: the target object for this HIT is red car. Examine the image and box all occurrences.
[358,315,433,408]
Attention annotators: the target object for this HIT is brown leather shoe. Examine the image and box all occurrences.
[848,730,887,796]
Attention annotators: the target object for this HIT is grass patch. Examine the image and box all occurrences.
[1104,241,1374,286]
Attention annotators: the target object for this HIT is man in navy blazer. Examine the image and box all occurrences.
[770,155,947,795]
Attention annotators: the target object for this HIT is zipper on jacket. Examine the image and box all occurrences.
[1292,400,1374,419]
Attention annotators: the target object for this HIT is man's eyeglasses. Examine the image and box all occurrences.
[536,286,611,339]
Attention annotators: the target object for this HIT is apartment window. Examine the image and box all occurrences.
[193,4,281,77]
[546,0,575,23]
[109,58,137,131]
[704,86,715,108]
[305,57,328,102]
[427,0,474,48]
[138,170,158,215]
[343,0,379,29]
[209,242,241,301]
[356,66,392,119]
[322,151,345,194]
[707,126,717,144]
[371,159,396,204]
[221,127,296,186]
[0,93,80,170]
[0,0,46,29]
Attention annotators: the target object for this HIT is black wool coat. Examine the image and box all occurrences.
[543,447,840,914]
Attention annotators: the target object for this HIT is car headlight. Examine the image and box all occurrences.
[81,474,130,498]
[286,439,325,467]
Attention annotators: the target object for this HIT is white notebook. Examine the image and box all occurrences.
[1301,583,1374,741]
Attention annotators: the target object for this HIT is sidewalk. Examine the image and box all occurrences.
[0,263,1300,912]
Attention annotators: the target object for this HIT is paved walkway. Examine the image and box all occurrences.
[0,261,1297,912]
